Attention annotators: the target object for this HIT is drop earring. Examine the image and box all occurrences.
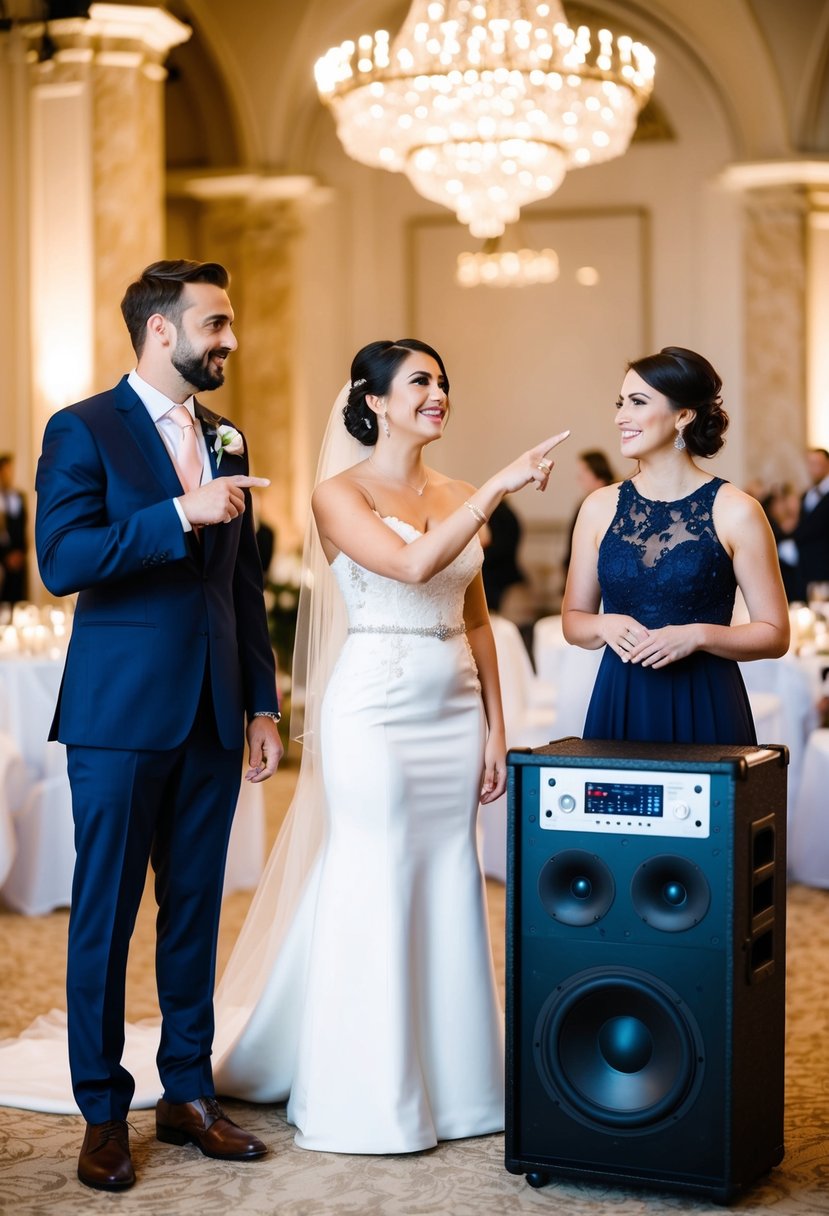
[381,412,390,439]
[674,428,686,451]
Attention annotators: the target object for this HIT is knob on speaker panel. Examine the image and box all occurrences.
[537,849,615,926]
[631,855,711,932]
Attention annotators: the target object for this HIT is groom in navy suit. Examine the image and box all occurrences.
[35,260,283,1191]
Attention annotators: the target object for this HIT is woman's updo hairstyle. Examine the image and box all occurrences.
[343,338,450,446]
[628,346,729,458]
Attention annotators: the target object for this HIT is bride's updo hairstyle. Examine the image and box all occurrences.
[628,346,729,458]
[343,338,450,446]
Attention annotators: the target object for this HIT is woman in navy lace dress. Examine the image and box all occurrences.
[563,347,790,744]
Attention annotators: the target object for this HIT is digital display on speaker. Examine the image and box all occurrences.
[584,782,663,817]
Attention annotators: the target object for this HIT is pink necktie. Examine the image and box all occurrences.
[169,405,203,494]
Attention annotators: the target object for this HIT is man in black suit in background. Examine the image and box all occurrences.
[794,447,829,599]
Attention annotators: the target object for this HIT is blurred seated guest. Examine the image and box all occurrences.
[794,447,829,600]
[759,482,800,602]
[0,453,28,604]
[562,449,616,575]
[256,518,275,576]
[481,499,528,617]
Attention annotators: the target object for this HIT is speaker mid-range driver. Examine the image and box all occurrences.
[533,967,705,1131]
[631,855,711,932]
[537,849,615,926]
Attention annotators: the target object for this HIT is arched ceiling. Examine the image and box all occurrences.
[167,0,829,172]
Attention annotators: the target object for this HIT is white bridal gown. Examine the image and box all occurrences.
[0,516,505,1155]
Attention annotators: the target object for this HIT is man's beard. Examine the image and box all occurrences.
[172,335,228,392]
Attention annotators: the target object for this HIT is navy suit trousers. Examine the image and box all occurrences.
[65,686,244,1122]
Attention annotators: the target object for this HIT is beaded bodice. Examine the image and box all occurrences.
[597,477,736,628]
[331,515,483,635]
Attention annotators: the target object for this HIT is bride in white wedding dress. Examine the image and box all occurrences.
[0,338,567,1155]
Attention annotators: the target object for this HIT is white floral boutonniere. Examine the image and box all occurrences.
[212,424,245,467]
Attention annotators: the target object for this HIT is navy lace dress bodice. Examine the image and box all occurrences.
[582,477,756,744]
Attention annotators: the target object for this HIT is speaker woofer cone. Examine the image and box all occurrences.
[537,850,615,926]
[631,855,711,932]
[534,967,704,1131]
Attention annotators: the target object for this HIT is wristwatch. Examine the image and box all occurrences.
[253,710,282,723]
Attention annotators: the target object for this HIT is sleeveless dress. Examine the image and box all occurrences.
[582,478,757,745]
[0,516,505,1153]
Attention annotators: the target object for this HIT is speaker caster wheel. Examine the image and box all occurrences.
[526,1172,550,1189]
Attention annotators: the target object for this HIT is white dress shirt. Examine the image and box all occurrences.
[127,369,213,532]
[804,473,829,514]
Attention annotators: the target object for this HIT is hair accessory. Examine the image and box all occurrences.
[674,429,686,451]
[362,416,372,431]
[352,378,366,388]
[464,500,487,525]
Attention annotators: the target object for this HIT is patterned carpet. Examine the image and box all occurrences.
[2,762,829,1215]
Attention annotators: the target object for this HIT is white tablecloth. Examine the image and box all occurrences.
[737,654,820,808]
[0,655,62,773]
[789,729,829,887]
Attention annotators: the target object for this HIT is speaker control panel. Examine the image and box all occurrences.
[537,767,711,838]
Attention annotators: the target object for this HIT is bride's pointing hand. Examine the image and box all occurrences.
[493,429,571,495]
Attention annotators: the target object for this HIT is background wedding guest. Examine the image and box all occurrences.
[758,481,801,602]
[481,499,528,615]
[561,449,615,577]
[35,259,281,1192]
[563,346,789,745]
[0,453,29,604]
[793,447,829,600]
[255,516,276,576]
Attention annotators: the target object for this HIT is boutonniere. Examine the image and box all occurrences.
[209,424,245,467]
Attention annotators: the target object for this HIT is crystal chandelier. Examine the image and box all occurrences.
[315,1,655,239]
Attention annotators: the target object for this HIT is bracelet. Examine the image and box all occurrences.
[464,499,487,525]
[253,710,282,723]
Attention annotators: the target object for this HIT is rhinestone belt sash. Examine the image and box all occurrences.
[348,623,465,641]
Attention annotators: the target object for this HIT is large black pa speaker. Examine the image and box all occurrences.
[506,739,788,1204]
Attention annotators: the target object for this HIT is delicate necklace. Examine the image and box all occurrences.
[368,456,429,496]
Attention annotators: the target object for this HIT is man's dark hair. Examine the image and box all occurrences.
[120,260,229,356]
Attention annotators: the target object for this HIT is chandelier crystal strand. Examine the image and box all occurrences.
[315,1,655,238]
[456,244,559,287]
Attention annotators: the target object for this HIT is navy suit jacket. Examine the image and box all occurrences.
[35,376,278,751]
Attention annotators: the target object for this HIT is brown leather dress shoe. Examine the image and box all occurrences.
[156,1096,267,1160]
[77,1119,135,1191]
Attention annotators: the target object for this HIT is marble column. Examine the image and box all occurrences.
[806,189,829,448]
[22,4,189,443]
[0,25,33,471]
[742,185,808,488]
[167,174,317,547]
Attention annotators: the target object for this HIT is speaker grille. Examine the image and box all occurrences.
[533,967,705,1131]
